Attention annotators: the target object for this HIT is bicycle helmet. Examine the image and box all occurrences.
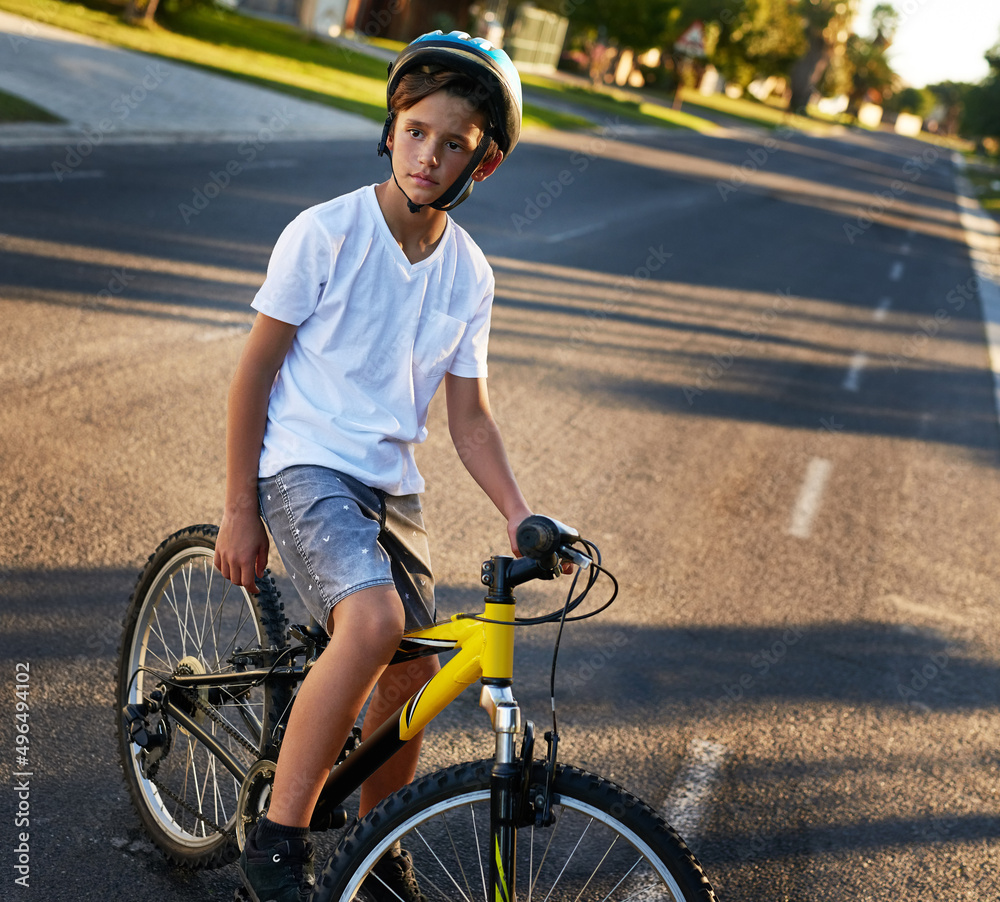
[378,30,522,213]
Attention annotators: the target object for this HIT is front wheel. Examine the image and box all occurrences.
[314,759,717,902]
[116,525,290,868]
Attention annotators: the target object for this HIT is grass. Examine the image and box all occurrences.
[674,89,840,135]
[520,74,718,133]
[0,0,590,131]
[966,164,1000,213]
[0,87,63,123]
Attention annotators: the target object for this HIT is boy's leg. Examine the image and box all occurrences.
[266,584,406,828]
[239,585,404,902]
[358,654,441,817]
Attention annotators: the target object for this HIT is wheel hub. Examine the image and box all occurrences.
[174,656,207,734]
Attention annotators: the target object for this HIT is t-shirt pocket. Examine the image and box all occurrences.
[413,311,468,377]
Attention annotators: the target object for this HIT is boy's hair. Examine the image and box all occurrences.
[390,69,503,168]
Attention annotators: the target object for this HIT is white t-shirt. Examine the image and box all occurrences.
[251,185,494,495]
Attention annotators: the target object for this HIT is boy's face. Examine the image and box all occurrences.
[386,91,502,209]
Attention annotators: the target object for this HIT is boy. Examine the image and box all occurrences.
[214,31,530,902]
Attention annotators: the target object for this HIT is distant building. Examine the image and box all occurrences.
[237,0,472,39]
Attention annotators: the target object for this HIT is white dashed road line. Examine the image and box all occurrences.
[874,296,892,321]
[889,260,904,281]
[543,221,607,243]
[953,152,1000,428]
[0,170,105,183]
[788,457,832,539]
[660,739,728,852]
[842,352,868,392]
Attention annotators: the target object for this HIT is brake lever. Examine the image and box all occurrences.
[558,546,591,570]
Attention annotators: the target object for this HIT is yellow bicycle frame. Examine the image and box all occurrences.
[396,600,516,741]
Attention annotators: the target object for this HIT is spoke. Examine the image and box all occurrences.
[595,856,646,902]
[414,825,474,902]
[210,575,229,672]
[528,823,535,902]
[142,643,174,674]
[471,800,488,902]
[149,605,179,671]
[197,559,215,669]
[541,818,594,902]
[618,870,675,902]
[530,805,563,900]
[215,581,258,667]
[163,572,195,659]
[187,739,207,835]
[179,739,197,834]
[442,811,476,902]
[223,694,264,745]
[181,564,205,655]
[208,749,229,832]
[571,834,620,902]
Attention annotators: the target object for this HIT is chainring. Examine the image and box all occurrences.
[235,756,277,850]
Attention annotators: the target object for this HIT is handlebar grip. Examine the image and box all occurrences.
[516,515,579,561]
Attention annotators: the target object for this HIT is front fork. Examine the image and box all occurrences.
[481,683,522,902]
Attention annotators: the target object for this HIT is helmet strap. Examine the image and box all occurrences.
[428,129,493,212]
[379,116,494,215]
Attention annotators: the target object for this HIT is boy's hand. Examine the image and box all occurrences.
[507,508,534,558]
[215,508,269,593]
[508,512,575,574]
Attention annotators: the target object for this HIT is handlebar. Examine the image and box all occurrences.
[516,515,583,563]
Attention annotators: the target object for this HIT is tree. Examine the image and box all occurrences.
[884,86,934,117]
[787,0,859,113]
[869,2,898,46]
[710,0,807,89]
[559,0,675,53]
[927,81,970,136]
[961,32,1000,149]
[842,31,894,115]
[124,0,163,25]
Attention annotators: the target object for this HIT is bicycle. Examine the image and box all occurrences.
[117,515,718,902]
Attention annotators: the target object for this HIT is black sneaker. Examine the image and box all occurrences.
[362,848,427,902]
[238,830,315,902]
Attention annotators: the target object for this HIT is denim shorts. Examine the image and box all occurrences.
[258,465,435,634]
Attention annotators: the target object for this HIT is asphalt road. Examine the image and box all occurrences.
[1,120,999,901]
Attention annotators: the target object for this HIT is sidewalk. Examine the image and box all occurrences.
[0,10,380,147]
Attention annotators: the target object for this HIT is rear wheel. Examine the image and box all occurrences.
[116,525,290,868]
[314,759,717,902]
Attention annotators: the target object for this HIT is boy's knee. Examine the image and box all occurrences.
[331,585,405,648]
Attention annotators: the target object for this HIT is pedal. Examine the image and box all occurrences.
[310,796,348,831]
[122,703,151,746]
[123,702,168,755]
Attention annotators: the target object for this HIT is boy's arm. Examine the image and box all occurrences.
[215,313,298,591]
[444,373,532,554]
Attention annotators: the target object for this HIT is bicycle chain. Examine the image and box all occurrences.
[184,685,262,760]
[146,684,263,840]
[150,767,235,839]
